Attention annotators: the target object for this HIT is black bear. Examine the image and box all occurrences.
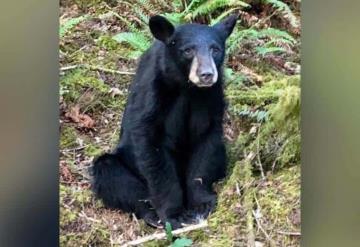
[92,14,237,229]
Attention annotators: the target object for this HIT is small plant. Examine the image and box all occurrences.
[264,0,299,28]
[60,15,89,37]
[165,222,193,247]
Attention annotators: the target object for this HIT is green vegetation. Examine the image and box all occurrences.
[165,222,193,247]
[60,0,300,246]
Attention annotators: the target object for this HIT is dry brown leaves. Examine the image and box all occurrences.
[65,105,95,129]
[60,160,76,183]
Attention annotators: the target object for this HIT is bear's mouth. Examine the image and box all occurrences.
[193,81,216,87]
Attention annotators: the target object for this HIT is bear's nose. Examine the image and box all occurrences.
[200,72,214,83]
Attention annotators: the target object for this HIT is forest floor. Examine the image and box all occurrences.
[60,1,300,246]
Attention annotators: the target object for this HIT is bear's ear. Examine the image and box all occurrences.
[213,14,238,40]
[149,15,175,43]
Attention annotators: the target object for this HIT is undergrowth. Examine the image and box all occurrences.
[60,0,300,246]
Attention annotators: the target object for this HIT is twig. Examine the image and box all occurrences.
[78,210,101,223]
[235,182,241,196]
[256,125,266,180]
[277,230,301,236]
[60,64,135,75]
[243,152,255,247]
[252,210,276,247]
[122,221,208,246]
[60,145,88,153]
[60,65,79,71]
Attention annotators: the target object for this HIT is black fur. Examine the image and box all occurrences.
[92,15,237,229]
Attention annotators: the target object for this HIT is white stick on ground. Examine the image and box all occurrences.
[60,64,135,75]
[122,221,208,246]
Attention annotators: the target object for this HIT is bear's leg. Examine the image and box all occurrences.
[186,131,226,219]
[91,153,160,227]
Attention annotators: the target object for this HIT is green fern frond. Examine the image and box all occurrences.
[190,0,249,18]
[226,26,295,56]
[60,15,89,37]
[112,32,151,55]
[162,12,186,25]
[265,0,299,28]
[258,28,296,44]
[224,67,245,86]
[170,0,184,11]
[264,38,293,47]
[183,0,206,13]
[226,28,258,54]
[210,7,239,25]
[134,8,149,26]
[255,46,286,56]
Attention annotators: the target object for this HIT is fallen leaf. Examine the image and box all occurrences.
[60,161,75,183]
[65,105,95,128]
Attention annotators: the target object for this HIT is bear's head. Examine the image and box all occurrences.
[149,15,237,87]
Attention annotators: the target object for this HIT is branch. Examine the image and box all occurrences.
[122,221,208,246]
[277,230,301,236]
[60,64,135,75]
[243,152,255,247]
[252,210,276,247]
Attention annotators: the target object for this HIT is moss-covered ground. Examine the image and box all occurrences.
[60,1,300,246]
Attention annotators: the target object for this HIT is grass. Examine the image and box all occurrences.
[60,0,300,246]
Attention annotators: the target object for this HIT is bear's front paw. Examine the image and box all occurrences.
[143,211,162,228]
[163,213,196,230]
[188,194,216,219]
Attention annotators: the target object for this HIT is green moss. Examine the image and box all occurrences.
[60,185,100,246]
[84,143,103,157]
[256,166,300,246]
[197,159,251,246]
[60,126,78,149]
[97,35,121,51]
[60,226,110,247]
[143,240,169,247]
[60,69,109,103]
[226,75,300,170]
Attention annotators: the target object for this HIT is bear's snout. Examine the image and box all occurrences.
[189,54,218,87]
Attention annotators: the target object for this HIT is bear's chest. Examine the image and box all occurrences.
[162,91,212,149]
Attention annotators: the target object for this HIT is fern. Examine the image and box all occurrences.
[163,12,186,25]
[190,0,249,18]
[112,32,151,58]
[238,109,269,122]
[264,0,299,28]
[171,0,185,11]
[256,46,285,56]
[60,15,89,37]
[226,26,295,56]
[210,7,239,25]
[224,67,245,86]
[183,0,206,13]
[134,8,149,26]
[258,28,296,44]
[226,28,258,54]
[227,76,300,167]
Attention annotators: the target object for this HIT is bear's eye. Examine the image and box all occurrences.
[183,48,194,56]
[211,46,221,54]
